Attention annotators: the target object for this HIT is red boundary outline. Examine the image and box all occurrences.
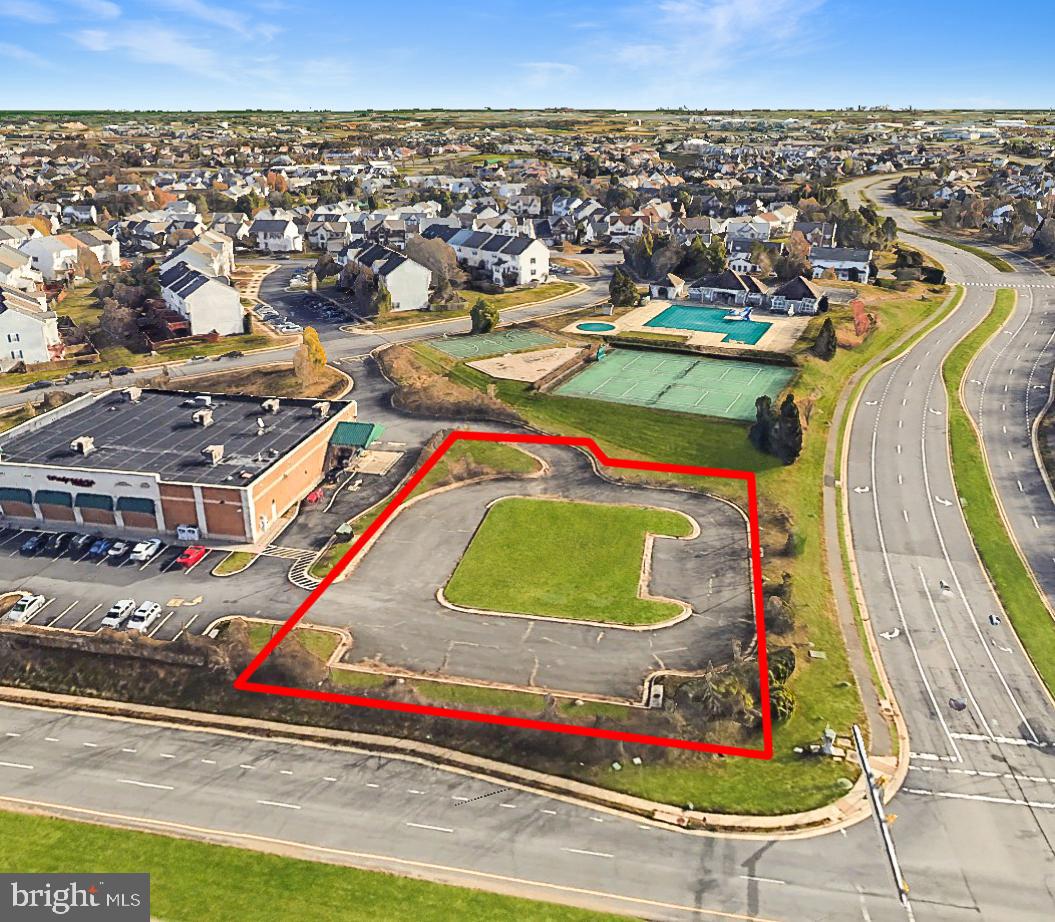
[234,431,773,759]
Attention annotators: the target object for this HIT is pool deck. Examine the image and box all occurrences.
[563,300,808,354]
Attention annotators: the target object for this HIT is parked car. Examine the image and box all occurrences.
[21,380,53,392]
[101,599,137,629]
[112,366,134,376]
[107,540,131,560]
[5,592,45,623]
[126,601,161,633]
[129,538,163,563]
[69,532,99,556]
[188,355,208,363]
[220,350,244,359]
[44,532,75,556]
[278,323,303,334]
[19,533,49,556]
[88,537,113,558]
[176,545,208,569]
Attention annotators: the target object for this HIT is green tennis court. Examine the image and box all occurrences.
[428,329,558,359]
[554,349,795,421]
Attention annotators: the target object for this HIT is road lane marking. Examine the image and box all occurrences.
[561,847,613,859]
[121,748,137,753]
[71,605,101,631]
[739,875,785,886]
[173,614,199,640]
[905,787,1055,810]
[279,769,293,775]
[48,601,77,626]
[160,753,175,759]
[1032,515,1040,529]
[239,764,255,770]
[44,737,59,743]
[257,800,301,810]
[117,779,174,791]
[405,822,452,833]
[82,742,97,748]
[322,776,337,782]
[148,612,174,638]
[200,759,216,765]
[0,761,33,771]
[5,732,20,737]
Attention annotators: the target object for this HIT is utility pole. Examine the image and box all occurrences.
[852,724,914,920]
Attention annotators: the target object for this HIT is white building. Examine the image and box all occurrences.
[0,284,62,369]
[421,227,549,288]
[70,228,120,267]
[160,230,234,279]
[248,218,303,253]
[18,235,81,281]
[0,244,43,291]
[809,246,872,282]
[159,262,244,336]
[337,242,431,312]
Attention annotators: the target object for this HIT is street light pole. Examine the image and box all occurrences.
[852,723,914,920]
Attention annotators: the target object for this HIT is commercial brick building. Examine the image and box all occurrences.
[0,388,365,544]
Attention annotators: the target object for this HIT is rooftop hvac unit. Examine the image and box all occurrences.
[261,398,280,414]
[192,408,214,427]
[202,444,224,466]
[70,435,95,455]
[122,386,142,402]
[312,401,331,419]
[194,394,213,407]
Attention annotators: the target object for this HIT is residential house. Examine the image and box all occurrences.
[306,220,352,250]
[160,230,234,280]
[210,212,251,242]
[159,262,244,336]
[337,242,431,312]
[727,239,785,275]
[793,221,837,247]
[70,228,120,267]
[0,245,43,291]
[62,202,98,225]
[248,218,303,253]
[18,235,81,281]
[688,270,768,307]
[649,273,687,300]
[809,246,872,282]
[768,276,823,315]
[0,284,62,369]
[421,227,550,287]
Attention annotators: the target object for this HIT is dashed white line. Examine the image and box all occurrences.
[200,759,216,765]
[239,764,255,770]
[561,847,613,859]
[405,822,453,833]
[82,742,97,748]
[160,753,175,759]
[117,779,174,791]
[279,769,294,775]
[366,782,380,788]
[121,748,137,754]
[739,875,785,886]
[4,732,20,738]
[44,737,59,743]
[906,788,1055,810]
[0,760,33,771]
[541,809,557,815]
[257,800,301,810]
[322,776,337,782]
[1032,515,1040,529]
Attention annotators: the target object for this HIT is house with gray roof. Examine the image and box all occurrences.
[159,261,244,336]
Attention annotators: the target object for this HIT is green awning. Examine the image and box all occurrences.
[330,421,384,449]
[75,493,113,511]
[0,487,32,504]
[116,496,156,514]
[35,489,72,507]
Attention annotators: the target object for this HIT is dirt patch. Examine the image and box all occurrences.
[173,363,348,400]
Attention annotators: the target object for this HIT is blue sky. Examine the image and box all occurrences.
[0,0,1052,110]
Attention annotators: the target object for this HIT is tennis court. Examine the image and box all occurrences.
[554,349,795,421]
[645,304,772,345]
[428,329,558,359]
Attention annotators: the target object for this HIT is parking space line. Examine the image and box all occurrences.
[148,612,174,637]
[24,599,54,625]
[183,551,212,574]
[48,601,78,627]
[71,605,101,632]
[173,614,199,641]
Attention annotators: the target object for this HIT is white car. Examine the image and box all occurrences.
[278,323,303,333]
[6,592,45,623]
[101,599,136,629]
[126,601,161,633]
[129,538,162,563]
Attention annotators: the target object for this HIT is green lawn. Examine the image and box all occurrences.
[370,281,579,329]
[213,551,256,576]
[246,621,340,664]
[445,497,693,625]
[310,441,542,579]
[2,811,620,922]
[943,288,1055,697]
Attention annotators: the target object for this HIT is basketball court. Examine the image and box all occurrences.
[554,349,795,421]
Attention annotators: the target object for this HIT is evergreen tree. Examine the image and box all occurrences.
[749,395,777,453]
[775,394,804,465]
[813,317,837,360]
[609,267,639,308]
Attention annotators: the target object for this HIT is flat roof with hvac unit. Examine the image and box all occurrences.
[0,388,355,488]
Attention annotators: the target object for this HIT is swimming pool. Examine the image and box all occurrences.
[644,305,771,346]
[576,321,617,332]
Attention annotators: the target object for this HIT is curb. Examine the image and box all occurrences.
[0,685,881,840]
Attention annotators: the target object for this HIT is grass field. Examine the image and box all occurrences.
[371,281,578,329]
[1,811,620,922]
[445,497,693,625]
[943,288,1055,697]
[246,620,341,664]
[309,440,542,579]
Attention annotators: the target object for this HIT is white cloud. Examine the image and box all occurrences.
[72,22,218,72]
[0,0,55,23]
[68,0,121,18]
[154,0,281,41]
[0,39,51,65]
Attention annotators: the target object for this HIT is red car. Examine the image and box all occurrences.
[176,545,208,569]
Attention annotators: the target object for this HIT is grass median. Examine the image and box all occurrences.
[2,811,621,922]
[942,288,1055,696]
[911,231,1014,273]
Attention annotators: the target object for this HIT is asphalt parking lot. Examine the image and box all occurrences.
[0,526,219,641]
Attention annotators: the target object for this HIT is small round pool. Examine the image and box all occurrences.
[577,322,616,332]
